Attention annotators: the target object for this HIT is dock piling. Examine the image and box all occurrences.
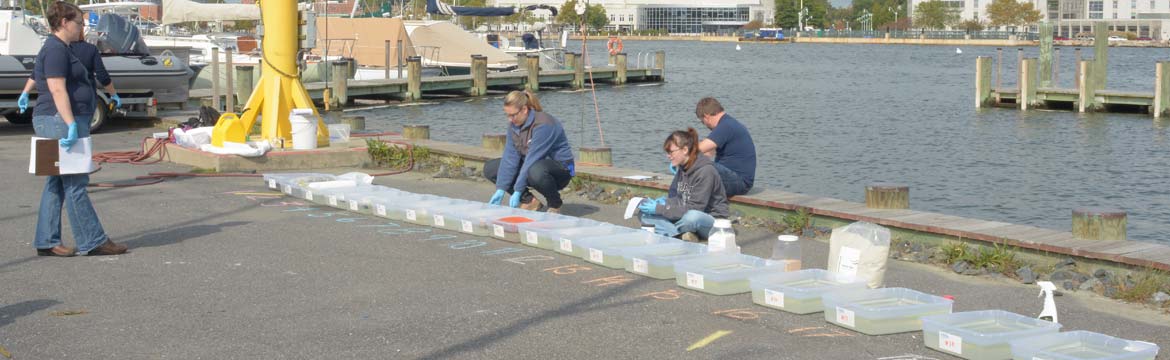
[404,124,430,140]
[865,183,909,209]
[482,133,506,151]
[1074,48,1082,89]
[342,116,365,131]
[397,40,404,79]
[384,40,391,79]
[471,54,487,96]
[225,48,234,113]
[1093,22,1108,90]
[211,47,220,111]
[331,61,348,108]
[578,147,613,166]
[407,56,422,101]
[1039,22,1053,88]
[565,52,582,89]
[1020,58,1039,110]
[615,53,627,85]
[1156,62,1170,117]
[235,65,254,109]
[1078,60,1097,112]
[976,56,993,108]
[525,54,540,92]
[1072,208,1127,241]
[655,50,666,81]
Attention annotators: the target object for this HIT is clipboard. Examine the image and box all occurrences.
[29,137,95,176]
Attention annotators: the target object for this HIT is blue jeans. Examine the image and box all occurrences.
[640,210,716,239]
[33,114,109,253]
[712,162,751,197]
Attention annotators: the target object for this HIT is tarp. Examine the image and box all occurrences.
[404,21,516,69]
[160,0,260,25]
[311,17,417,68]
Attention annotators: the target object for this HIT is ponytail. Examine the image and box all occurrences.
[504,89,543,113]
[663,127,701,170]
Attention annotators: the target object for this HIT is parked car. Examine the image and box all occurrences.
[1107,35,1126,41]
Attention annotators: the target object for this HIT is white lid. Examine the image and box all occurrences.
[713,219,732,228]
[778,235,799,242]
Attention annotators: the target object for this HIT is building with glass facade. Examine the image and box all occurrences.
[491,0,772,34]
[908,0,1170,39]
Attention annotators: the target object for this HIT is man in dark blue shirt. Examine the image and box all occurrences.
[695,97,756,197]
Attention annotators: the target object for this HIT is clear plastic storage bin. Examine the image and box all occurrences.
[748,269,869,314]
[921,310,1062,359]
[263,172,329,192]
[486,212,570,242]
[550,225,641,258]
[515,218,606,250]
[423,202,487,228]
[342,187,407,214]
[821,287,953,335]
[369,195,455,223]
[672,253,785,295]
[269,174,338,200]
[315,185,392,211]
[434,205,522,236]
[572,232,681,268]
[1009,330,1159,360]
[621,242,709,279]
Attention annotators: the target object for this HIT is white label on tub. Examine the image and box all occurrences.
[837,246,861,277]
[559,238,573,252]
[632,258,648,273]
[349,200,359,211]
[328,196,338,206]
[835,307,855,327]
[433,215,445,227]
[939,331,962,354]
[525,231,538,244]
[492,224,506,238]
[282,184,291,194]
[588,248,604,263]
[375,204,387,216]
[305,191,314,201]
[686,272,704,289]
[764,289,785,307]
[268,179,276,189]
[461,220,474,233]
[406,210,417,221]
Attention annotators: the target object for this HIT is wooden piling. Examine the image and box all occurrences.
[397,40,404,79]
[225,48,234,113]
[384,40,391,79]
[996,48,1003,98]
[1078,60,1097,112]
[471,54,487,96]
[1039,22,1053,88]
[211,47,220,111]
[615,53,627,85]
[482,133,506,151]
[403,124,430,140]
[342,116,365,131]
[578,147,613,166]
[1020,58,1039,110]
[407,56,422,101]
[1074,48,1082,89]
[865,183,909,209]
[1156,62,1170,117]
[1053,47,1061,86]
[331,61,348,108]
[1093,22,1108,89]
[655,50,666,81]
[525,54,540,92]
[564,52,581,89]
[235,65,254,109]
[976,56,993,108]
[1072,208,1127,241]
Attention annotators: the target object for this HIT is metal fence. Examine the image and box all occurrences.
[754,29,1040,41]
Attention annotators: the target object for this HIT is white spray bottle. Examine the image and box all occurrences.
[1037,281,1059,324]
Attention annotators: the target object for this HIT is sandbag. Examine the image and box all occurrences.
[827,221,890,288]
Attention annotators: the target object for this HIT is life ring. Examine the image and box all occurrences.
[606,37,623,55]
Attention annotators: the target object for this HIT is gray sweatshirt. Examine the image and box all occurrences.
[655,155,730,221]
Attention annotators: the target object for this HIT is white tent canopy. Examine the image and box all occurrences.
[160,0,261,25]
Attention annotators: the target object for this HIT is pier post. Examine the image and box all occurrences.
[1072,208,1127,241]
[1156,62,1170,117]
[578,147,613,166]
[996,48,1003,97]
[655,50,666,81]
[976,56,993,108]
[211,47,220,111]
[342,116,365,131]
[235,65,254,109]
[407,56,422,101]
[397,40,404,79]
[331,61,349,108]
[525,54,540,92]
[471,54,488,96]
[385,40,391,79]
[1074,48,1082,89]
[403,124,430,140]
[482,133,506,151]
[225,48,234,113]
[609,54,616,66]
[615,53,627,85]
[1078,60,1098,112]
[865,183,909,209]
[565,52,583,89]
[1093,22,1108,89]
[1053,47,1061,86]
[1020,58,1039,110]
[1039,22,1053,88]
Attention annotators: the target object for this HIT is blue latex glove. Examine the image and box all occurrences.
[509,191,522,208]
[17,92,29,113]
[489,189,506,205]
[669,164,678,175]
[638,199,657,215]
[59,121,78,150]
[654,196,666,205]
[567,162,575,176]
[109,93,121,108]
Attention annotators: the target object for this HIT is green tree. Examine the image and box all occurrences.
[557,0,582,26]
[775,0,799,28]
[1018,3,1042,26]
[958,18,985,32]
[584,4,607,30]
[913,0,958,30]
[986,0,1042,30]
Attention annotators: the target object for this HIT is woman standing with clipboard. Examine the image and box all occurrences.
[31,2,126,257]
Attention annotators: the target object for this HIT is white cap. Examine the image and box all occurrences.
[778,235,799,242]
[713,219,732,228]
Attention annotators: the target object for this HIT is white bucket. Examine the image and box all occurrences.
[289,109,317,150]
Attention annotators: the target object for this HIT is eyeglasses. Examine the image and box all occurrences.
[667,147,686,155]
[504,109,523,119]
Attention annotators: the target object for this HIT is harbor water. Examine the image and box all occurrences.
[353,40,1170,244]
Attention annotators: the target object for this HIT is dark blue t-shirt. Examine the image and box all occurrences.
[706,114,757,188]
[33,35,96,117]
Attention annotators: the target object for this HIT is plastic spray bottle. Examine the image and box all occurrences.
[1037,281,1059,323]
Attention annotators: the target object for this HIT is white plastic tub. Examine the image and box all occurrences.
[550,225,641,258]
[515,218,605,250]
[486,212,572,242]
[821,287,953,335]
[1009,330,1159,360]
[434,205,521,236]
[748,269,869,314]
[621,242,709,279]
[921,310,1062,359]
[672,253,785,295]
[572,232,681,268]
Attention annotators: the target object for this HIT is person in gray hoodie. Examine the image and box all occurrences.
[638,128,730,240]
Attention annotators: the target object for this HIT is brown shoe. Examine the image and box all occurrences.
[86,240,128,256]
[36,245,76,257]
[519,197,542,211]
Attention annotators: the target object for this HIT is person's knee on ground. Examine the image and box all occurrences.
[483,158,502,183]
[524,159,568,209]
[676,210,716,239]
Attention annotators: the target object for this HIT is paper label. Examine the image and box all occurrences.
[305,191,313,201]
[461,220,474,233]
[686,272,704,289]
[433,215,445,227]
[406,210,417,221]
[835,307,855,327]
[349,200,359,211]
[268,179,276,189]
[837,246,861,277]
[764,289,785,307]
[939,331,962,354]
[632,258,648,273]
[328,196,338,206]
[559,238,573,252]
[708,235,727,252]
[375,204,387,216]
[493,224,506,238]
[525,231,538,244]
[282,184,291,194]
[588,248,604,263]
